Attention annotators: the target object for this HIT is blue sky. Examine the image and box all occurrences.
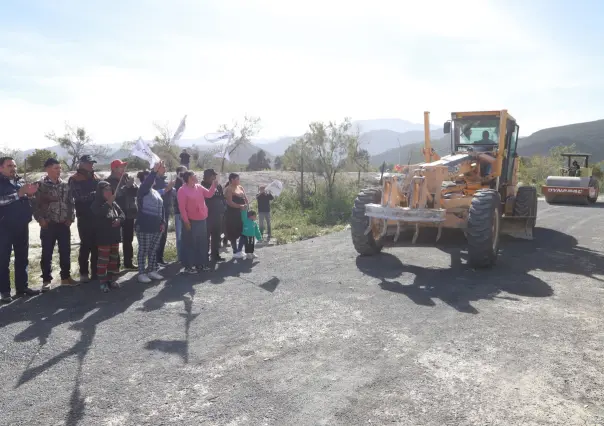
[1,0,603,149]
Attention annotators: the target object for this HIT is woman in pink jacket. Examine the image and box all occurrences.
[177,171,217,274]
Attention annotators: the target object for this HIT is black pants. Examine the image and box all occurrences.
[156,221,168,263]
[40,222,71,282]
[0,224,29,294]
[77,218,98,278]
[244,236,255,254]
[207,214,223,258]
[121,218,135,267]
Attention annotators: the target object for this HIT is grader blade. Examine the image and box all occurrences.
[500,216,535,240]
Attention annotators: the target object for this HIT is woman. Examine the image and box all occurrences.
[91,181,125,292]
[177,171,217,273]
[223,173,248,259]
[135,161,166,283]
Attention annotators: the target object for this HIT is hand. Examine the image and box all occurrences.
[106,192,116,204]
[166,180,175,191]
[18,183,38,197]
[183,221,191,231]
[240,204,247,210]
[39,219,48,229]
[112,219,120,228]
[153,160,164,173]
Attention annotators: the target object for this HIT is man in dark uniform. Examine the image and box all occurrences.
[68,154,100,282]
[0,156,40,303]
[201,169,226,262]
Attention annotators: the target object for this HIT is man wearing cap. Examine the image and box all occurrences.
[0,156,40,303]
[106,159,139,269]
[201,168,226,262]
[33,158,77,291]
[68,154,100,282]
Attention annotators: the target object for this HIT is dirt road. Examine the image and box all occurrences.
[1,200,603,425]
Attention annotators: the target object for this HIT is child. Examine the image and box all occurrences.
[255,185,274,242]
[240,209,262,259]
[91,181,125,292]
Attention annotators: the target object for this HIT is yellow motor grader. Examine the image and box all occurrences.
[350,110,537,268]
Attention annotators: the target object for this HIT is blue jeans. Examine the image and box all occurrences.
[0,224,29,294]
[174,214,183,262]
[182,219,208,268]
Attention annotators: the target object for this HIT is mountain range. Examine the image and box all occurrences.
[22,117,604,167]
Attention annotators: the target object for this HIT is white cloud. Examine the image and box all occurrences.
[0,0,601,151]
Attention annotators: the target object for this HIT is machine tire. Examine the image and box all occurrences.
[351,188,384,256]
[466,189,501,268]
[513,186,538,232]
[587,178,599,204]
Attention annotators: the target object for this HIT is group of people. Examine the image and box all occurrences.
[0,153,275,303]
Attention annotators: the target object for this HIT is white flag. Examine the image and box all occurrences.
[265,180,284,197]
[204,131,233,143]
[171,115,187,144]
[131,137,160,168]
[214,148,230,161]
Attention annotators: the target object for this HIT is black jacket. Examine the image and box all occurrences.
[91,182,125,246]
[68,169,100,218]
[201,180,225,217]
[106,173,138,219]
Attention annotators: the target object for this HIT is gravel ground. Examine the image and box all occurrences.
[1,199,604,425]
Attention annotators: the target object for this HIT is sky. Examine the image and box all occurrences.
[1,0,603,150]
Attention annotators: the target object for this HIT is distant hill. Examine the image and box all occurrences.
[517,119,604,162]
[359,128,444,156]
[370,118,604,166]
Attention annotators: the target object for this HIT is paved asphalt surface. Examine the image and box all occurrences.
[1,199,603,425]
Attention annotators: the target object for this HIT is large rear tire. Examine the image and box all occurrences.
[513,186,538,233]
[351,188,384,256]
[588,178,599,204]
[466,189,501,268]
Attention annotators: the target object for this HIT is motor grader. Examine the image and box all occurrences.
[350,110,537,268]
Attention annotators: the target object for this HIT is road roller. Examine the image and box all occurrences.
[541,153,600,205]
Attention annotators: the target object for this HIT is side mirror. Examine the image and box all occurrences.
[443,121,451,134]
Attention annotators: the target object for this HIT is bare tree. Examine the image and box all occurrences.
[216,115,261,172]
[151,121,181,171]
[45,124,110,171]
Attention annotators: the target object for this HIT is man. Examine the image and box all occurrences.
[256,185,274,243]
[68,154,100,282]
[180,149,190,168]
[479,130,497,144]
[201,169,226,262]
[0,157,40,303]
[154,168,174,265]
[173,165,187,263]
[33,158,77,291]
[106,159,139,269]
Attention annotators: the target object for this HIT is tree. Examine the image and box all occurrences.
[45,124,110,171]
[215,115,261,172]
[25,148,58,172]
[297,117,354,196]
[0,147,24,167]
[150,121,181,171]
[274,155,283,170]
[281,140,317,172]
[246,149,271,171]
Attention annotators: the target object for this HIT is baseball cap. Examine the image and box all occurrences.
[79,154,97,163]
[203,168,217,178]
[110,159,128,169]
[43,158,60,168]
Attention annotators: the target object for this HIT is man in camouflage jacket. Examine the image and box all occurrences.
[33,158,78,289]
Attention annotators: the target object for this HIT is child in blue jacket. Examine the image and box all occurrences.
[240,209,262,259]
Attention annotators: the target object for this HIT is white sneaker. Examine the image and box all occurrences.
[250,253,258,259]
[148,271,164,280]
[138,274,151,283]
[233,251,245,259]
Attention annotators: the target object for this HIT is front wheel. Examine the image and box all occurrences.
[466,189,502,268]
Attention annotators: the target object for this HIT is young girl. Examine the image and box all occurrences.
[241,208,262,259]
[91,181,125,292]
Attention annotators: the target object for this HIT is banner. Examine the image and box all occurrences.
[214,147,231,161]
[204,131,233,143]
[171,115,187,144]
[131,137,160,168]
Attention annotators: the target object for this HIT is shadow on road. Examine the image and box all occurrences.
[356,227,603,314]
